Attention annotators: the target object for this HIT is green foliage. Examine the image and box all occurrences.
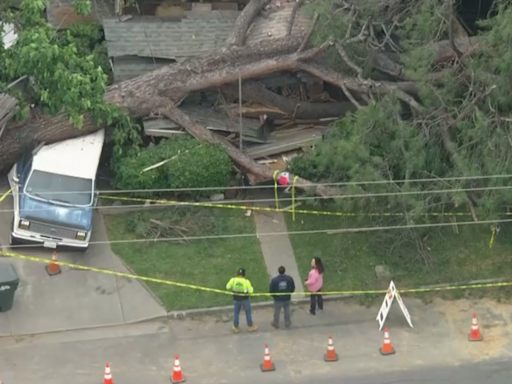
[289,98,451,220]
[0,0,139,165]
[56,23,113,84]
[1,0,104,127]
[397,0,449,48]
[304,0,378,76]
[291,0,512,227]
[73,0,92,15]
[114,136,233,198]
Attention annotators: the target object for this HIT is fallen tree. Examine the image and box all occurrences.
[0,0,495,197]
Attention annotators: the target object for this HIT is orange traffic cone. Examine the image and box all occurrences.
[469,312,483,342]
[103,362,113,384]
[45,251,61,276]
[379,327,395,355]
[323,334,339,362]
[260,344,276,372]
[170,355,186,383]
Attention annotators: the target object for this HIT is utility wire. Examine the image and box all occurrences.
[2,185,512,213]
[6,217,512,249]
[4,173,512,196]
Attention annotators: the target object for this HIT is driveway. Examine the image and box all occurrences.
[0,176,166,336]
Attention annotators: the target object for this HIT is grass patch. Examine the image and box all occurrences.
[105,207,269,311]
[285,207,512,302]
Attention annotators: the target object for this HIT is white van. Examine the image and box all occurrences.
[8,129,105,251]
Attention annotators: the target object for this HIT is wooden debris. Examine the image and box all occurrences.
[245,127,326,158]
[143,105,268,143]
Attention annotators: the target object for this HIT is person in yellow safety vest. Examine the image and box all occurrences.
[226,268,258,333]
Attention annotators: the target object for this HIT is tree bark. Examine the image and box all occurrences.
[224,0,270,47]
[221,80,357,119]
[298,62,419,96]
[0,110,99,173]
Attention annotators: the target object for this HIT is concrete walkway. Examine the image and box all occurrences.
[0,177,166,336]
[250,188,304,295]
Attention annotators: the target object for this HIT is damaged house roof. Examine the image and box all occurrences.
[103,11,240,82]
[46,0,115,29]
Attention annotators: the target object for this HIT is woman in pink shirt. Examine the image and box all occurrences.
[305,257,324,315]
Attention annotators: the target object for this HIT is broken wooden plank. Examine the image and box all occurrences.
[245,128,326,159]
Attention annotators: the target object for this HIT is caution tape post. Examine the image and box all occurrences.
[376,281,413,330]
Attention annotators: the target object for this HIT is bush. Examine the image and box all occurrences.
[113,136,233,197]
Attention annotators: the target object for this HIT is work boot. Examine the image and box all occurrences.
[271,321,279,329]
[232,326,240,334]
[248,324,258,332]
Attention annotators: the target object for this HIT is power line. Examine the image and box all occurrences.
[2,185,512,214]
[4,173,512,196]
[6,217,512,249]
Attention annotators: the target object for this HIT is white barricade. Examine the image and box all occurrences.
[376,281,413,330]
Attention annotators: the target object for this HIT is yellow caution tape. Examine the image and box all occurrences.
[100,194,490,218]
[489,225,496,249]
[0,188,11,203]
[292,175,299,221]
[273,170,279,210]
[1,249,511,297]
[0,188,505,219]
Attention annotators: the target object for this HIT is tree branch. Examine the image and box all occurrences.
[287,0,303,36]
[297,12,319,52]
[448,0,463,59]
[224,0,270,47]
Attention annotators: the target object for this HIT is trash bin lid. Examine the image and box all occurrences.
[0,263,19,285]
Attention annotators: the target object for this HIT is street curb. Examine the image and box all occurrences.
[0,314,171,338]
[165,277,509,319]
[0,277,508,337]
[111,250,166,309]
[166,294,356,319]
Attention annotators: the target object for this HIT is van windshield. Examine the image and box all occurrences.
[25,170,93,206]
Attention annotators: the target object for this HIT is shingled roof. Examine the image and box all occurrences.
[103,12,239,61]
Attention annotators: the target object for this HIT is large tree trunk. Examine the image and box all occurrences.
[0,35,306,173]
[0,0,479,190]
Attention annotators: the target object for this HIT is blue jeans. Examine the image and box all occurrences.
[233,299,253,327]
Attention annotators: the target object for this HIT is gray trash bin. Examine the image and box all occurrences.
[0,263,19,312]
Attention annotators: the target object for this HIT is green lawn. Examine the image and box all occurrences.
[105,207,269,311]
[285,207,512,301]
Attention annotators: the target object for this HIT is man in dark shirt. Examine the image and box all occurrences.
[269,266,295,329]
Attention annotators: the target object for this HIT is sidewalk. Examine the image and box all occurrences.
[0,298,511,384]
[250,189,305,295]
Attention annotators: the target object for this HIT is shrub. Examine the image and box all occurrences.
[114,136,233,197]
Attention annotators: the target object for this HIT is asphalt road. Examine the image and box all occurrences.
[0,315,511,384]
[341,359,512,384]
